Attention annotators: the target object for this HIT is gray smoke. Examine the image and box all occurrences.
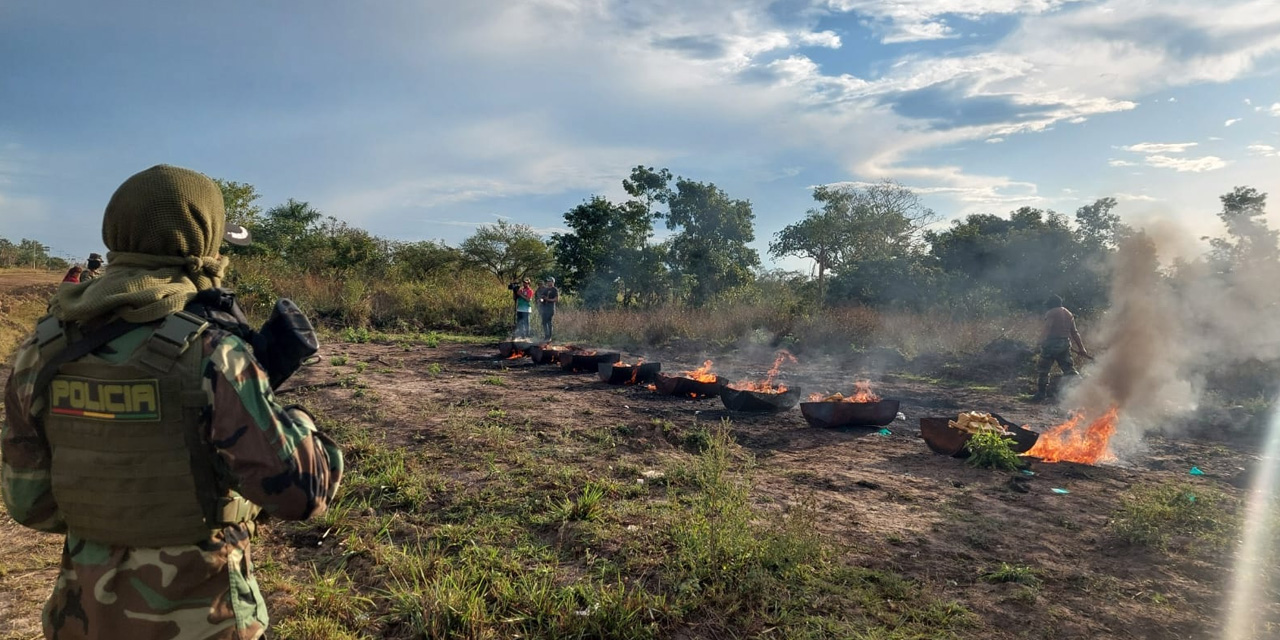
[1061,224,1280,455]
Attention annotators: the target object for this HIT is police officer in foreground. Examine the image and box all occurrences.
[2,165,344,640]
[80,252,105,281]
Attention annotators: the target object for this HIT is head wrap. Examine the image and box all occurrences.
[49,165,231,324]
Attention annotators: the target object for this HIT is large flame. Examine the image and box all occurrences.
[1025,406,1119,464]
[729,351,797,394]
[683,360,718,383]
[808,379,881,403]
[505,349,526,360]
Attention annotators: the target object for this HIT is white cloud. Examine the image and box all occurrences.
[1245,98,1253,105]
[1121,142,1199,153]
[1144,154,1227,172]
[826,0,1089,43]
[1270,103,1280,116]
[1109,159,1139,167]
[1208,136,1224,141]
[1225,118,1243,126]
[985,137,1005,143]
[1168,97,1178,102]
[1248,144,1279,156]
[1115,192,1159,202]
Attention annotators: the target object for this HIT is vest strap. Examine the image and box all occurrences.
[139,311,209,373]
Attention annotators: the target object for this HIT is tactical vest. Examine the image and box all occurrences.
[34,311,259,547]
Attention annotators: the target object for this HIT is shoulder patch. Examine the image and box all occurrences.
[48,376,162,422]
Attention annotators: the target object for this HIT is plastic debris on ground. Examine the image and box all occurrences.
[878,428,892,436]
[895,412,907,421]
[1051,488,1070,494]
[1021,469,1036,476]
[1189,466,1204,476]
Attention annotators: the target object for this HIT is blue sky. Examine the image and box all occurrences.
[2,0,1279,270]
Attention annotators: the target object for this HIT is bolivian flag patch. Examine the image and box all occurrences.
[49,376,161,421]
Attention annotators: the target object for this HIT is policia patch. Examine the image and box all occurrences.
[49,376,161,421]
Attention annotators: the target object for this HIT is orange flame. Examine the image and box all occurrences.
[645,383,657,391]
[729,350,797,394]
[1025,406,1119,464]
[505,349,525,360]
[808,379,882,403]
[683,360,718,383]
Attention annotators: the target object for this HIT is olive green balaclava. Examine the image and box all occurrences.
[49,164,230,324]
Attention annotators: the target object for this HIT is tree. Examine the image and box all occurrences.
[769,208,845,304]
[212,179,264,228]
[925,206,1107,311]
[622,165,674,217]
[665,178,760,306]
[460,220,554,283]
[1208,186,1277,272]
[392,240,461,279]
[1074,197,1127,251]
[255,198,323,260]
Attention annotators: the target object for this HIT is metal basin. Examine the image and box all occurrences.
[528,344,577,364]
[497,340,534,359]
[560,351,621,373]
[800,399,900,429]
[920,413,1039,458]
[597,361,662,385]
[654,373,724,398]
[720,386,802,412]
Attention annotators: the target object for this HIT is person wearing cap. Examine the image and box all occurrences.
[79,253,105,281]
[1,165,343,640]
[514,277,534,338]
[535,277,559,342]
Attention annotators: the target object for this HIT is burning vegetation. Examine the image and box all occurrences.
[808,379,881,403]
[728,351,797,394]
[1025,406,1119,465]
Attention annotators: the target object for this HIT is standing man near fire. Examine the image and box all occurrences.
[2,164,344,640]
[535,276,558,342]
[1032,294,1091,402]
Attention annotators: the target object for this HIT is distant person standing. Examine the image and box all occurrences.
[515,277,534,338]
[1033,294,1091,402]
[535,277,559,342]
[60,265,83,284]
[80,253,105,281]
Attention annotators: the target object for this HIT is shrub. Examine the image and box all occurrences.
[964,429,1022,472]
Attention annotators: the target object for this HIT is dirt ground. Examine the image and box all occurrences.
[280,338,1264,638]
[0,270,1273,639]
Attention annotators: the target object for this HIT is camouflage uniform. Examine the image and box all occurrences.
[3,325,344,640]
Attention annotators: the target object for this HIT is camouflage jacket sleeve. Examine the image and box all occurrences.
[202,331,343,520]
[1,335,66,532]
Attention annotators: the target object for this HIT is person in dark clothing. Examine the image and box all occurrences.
[80,253,105,281]
[535,277,559,342]
[1032,294,1091,402]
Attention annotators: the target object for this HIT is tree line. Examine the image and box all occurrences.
[0,238,68,270]
[200,174,1272,317]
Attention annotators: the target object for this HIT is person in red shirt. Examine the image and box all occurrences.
[1033,294,1091,402]
[60,265,83,284]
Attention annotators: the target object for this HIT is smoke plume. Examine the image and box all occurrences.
[1062,222,1280,454]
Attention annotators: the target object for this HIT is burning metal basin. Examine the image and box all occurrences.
[528,344,577,365]
[720,386,803,412]
[559,351,621,373]
[800,399,901,429]
[654,373,724,398]
[919,413,1040,458]
[597,361,662,385]
[498,340,534,359]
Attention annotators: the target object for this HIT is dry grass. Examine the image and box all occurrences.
[228,258,512,332]
[0,269,60,360]
[555,304,1045,356]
